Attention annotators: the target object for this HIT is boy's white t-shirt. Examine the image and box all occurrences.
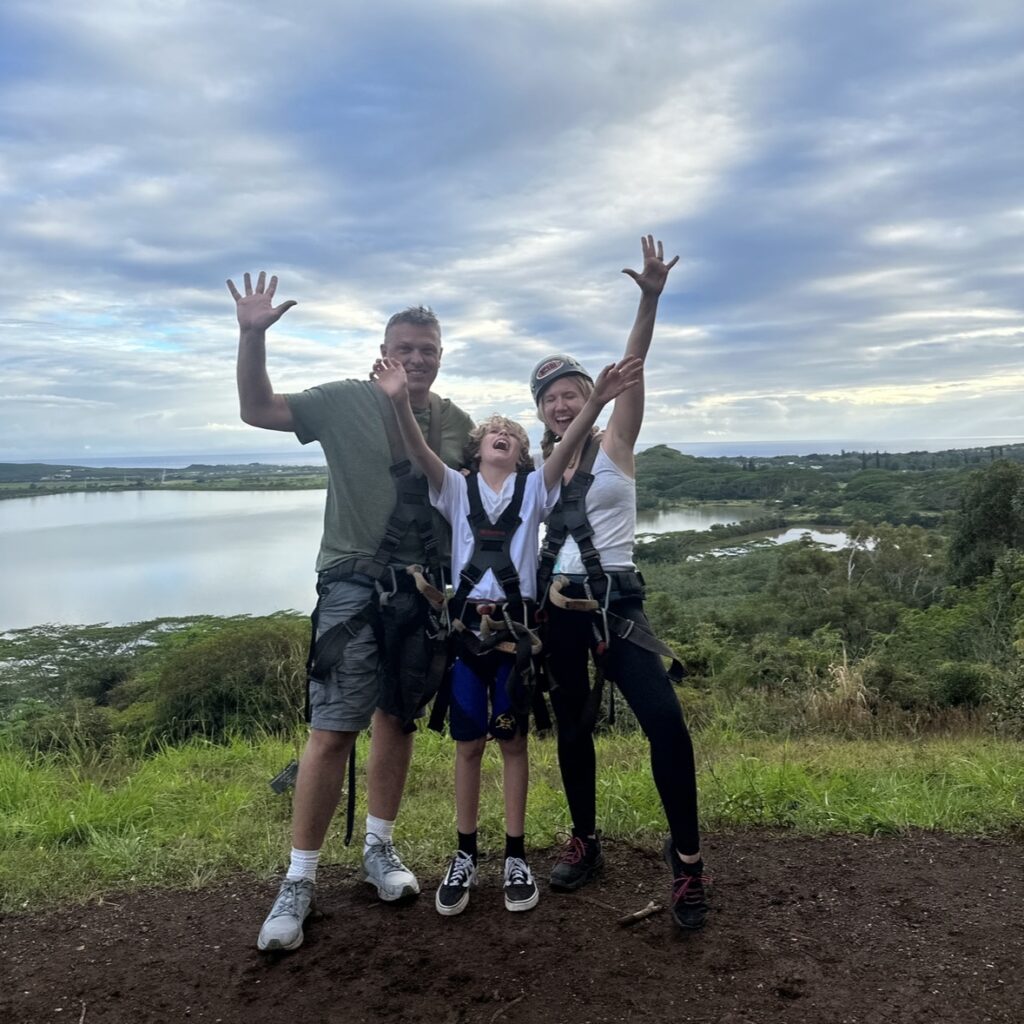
[430,466,559,603]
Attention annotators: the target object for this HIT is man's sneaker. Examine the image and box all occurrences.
[435,850,477,916]
[549,834,604,891]
[363,834,421,901]
[663,836,710,931]
[503,856,539,912]
[256,878,316,952]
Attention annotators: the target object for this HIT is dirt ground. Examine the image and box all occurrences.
[2,831,1022,1024]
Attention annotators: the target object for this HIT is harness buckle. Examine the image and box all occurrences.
[376,565,399,606]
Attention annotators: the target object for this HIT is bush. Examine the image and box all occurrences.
[152,617,308,742]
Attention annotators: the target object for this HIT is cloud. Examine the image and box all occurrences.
[0,0,1022,459]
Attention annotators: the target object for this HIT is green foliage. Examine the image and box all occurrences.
[1,614,310,752]
[151,618,308,742]
[3,730,1022,912]
[948,461,1024,585]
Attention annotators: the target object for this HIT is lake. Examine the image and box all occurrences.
[0,492,763,629]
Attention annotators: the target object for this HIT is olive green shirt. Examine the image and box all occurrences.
[286,379,473,573]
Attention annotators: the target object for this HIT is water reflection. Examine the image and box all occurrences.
[0,492,848,629]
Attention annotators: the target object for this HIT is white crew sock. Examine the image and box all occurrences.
[364,814,395,853]
[284,847,321,883]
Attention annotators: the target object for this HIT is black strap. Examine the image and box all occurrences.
[451,470,530,617]
[605,611,686,682]
[304,578,380,847]
[538,433,605,599]
[366,387,445,587]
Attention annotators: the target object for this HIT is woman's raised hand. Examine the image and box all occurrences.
[621,235,679,297]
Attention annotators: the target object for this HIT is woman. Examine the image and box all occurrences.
[530,235,709,930]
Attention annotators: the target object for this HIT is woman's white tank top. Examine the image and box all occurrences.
[552,446,636,574]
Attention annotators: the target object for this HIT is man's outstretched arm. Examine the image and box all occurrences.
[229,271,297,431]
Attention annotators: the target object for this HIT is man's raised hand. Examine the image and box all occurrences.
[227,271,297,333]
[372,357,408,400]
[621,235,679,297]
[592,355,644,405]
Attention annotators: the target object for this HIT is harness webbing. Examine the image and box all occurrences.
[432,469,546,737]
[365,387,445,588]
[305,389,447,843]
[450,470,530,620]
[536,433,686,737]
[537,433,605,599]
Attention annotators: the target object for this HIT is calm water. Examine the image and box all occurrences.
[0,491,839,629]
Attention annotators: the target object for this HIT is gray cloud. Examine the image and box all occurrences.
[1,0,1022,459]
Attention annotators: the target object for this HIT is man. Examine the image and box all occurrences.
[228,270,473,952]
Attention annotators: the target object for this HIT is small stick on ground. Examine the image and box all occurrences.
[489,994,525,1023]
[78,1002,87,1024]
[618,900,665,927]
[578,895,621,915]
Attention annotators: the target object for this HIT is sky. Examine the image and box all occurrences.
[2,0,1023,462]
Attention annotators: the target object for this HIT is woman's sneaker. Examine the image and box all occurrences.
[663,837,710,931]
[503,856,539,912]
[363,835,420,901]
[256,878,316,952]
[549,834,604,891]
[435,850,477,916]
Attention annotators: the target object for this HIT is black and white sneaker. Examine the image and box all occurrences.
[503,856,539,912]
[435,850,477,916]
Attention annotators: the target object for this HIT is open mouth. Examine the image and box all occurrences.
[493,437,510,452]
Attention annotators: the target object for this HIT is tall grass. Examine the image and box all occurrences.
[2,729,1021,913]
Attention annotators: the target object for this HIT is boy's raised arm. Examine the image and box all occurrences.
[373,357,448,493]
[542,356,643,490]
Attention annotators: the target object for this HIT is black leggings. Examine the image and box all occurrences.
[544,597,701,856]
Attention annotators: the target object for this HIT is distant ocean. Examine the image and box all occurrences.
[7,437,1024,469]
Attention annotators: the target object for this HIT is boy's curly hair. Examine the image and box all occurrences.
[464,415,533,473]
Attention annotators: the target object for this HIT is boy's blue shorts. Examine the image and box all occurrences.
[448,655,516,741]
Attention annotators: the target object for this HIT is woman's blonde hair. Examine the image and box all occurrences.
[535,373,596,460]
[465,415,534,473]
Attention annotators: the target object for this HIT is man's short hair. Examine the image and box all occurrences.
[384,306,441,341]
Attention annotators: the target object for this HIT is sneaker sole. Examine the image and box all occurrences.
[504,889,540,912]
[364,875,420,902]
[549,856,605,892]
[257,930,305,952]
[435,888,471,916]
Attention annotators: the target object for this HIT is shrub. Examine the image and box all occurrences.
[152,617,308,742]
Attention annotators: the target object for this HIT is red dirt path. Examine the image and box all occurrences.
[3,831,1022,1024]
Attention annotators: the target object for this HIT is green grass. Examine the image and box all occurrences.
[2,731,1021,912]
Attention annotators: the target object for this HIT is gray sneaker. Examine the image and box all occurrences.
[363,834,420,901]
[257,878,315,952]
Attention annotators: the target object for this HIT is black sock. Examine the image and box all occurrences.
[680,857,703,878]
[505,833,525,860]
[458,830,478,864]
[572,828,600,852]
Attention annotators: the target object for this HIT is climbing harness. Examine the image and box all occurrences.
[428,470,547,736]
[537,434,685,735]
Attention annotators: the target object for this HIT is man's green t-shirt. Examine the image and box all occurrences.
[286,380,473,573]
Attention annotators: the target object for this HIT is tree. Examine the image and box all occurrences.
[948,461,1024,585]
